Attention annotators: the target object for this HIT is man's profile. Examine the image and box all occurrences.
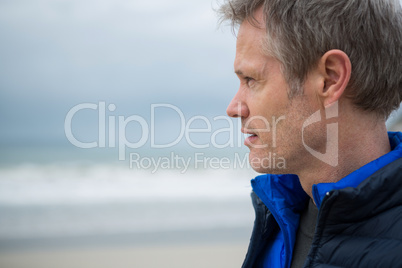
[217,0,402,267]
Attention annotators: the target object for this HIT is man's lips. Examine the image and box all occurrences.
[242,129,258,146]
[241,128,257,136]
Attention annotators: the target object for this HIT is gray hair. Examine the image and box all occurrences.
[218,0,402,118]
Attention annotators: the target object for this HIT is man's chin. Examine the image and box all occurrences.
[251,166,287,174]
[248,153,287,174]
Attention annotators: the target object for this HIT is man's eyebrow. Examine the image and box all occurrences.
[235,70,244,76]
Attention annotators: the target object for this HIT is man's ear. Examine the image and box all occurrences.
[318,50,352,107]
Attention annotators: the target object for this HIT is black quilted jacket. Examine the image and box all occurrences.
[243,157,402,268]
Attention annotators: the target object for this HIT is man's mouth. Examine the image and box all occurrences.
[245,133,257,138]
[242,129,258,146]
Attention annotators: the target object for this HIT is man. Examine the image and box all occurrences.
[218,0,402,267]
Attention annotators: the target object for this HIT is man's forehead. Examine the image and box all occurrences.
[235,21,267,61]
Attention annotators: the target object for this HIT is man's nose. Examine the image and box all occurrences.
[226,91,249,118]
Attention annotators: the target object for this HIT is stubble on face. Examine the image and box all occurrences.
[246,94,321,174]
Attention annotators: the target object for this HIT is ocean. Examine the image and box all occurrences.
[0,145,257,251]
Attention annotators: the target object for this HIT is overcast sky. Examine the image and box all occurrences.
[0,0,401,155]
[0,0,238,148]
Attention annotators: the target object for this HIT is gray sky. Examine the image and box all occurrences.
[0,0,400,155]
[0,0,238,147]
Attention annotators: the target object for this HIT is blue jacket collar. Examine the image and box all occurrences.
[251,174,308,268]
[313,132,402,208]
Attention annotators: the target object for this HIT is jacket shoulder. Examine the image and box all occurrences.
[306,157,402,267]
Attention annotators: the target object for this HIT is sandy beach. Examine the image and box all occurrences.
[0,243,247,268]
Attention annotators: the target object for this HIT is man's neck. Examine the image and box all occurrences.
[298,115,391,199]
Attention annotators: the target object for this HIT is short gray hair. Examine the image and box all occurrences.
[218,0,402,118]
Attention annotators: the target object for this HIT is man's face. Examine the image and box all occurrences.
[227,17,322,174]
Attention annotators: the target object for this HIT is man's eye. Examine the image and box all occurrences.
[245,77,255,87]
